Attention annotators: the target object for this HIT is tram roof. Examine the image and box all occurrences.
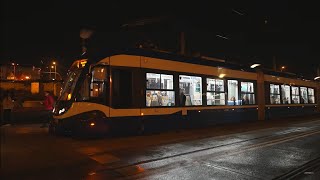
[85,48,316,81]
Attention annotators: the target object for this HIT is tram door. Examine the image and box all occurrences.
[112,69,133,108]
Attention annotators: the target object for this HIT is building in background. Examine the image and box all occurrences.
[0,63,41,80]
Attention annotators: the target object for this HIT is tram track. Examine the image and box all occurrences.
[91,126,320,178]
[86,119,320,158]
[273,156,320,180]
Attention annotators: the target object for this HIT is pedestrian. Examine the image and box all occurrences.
[242,95,249,105]
[40,91,55,128]
[180,89,186,106]
[2,91,14,126]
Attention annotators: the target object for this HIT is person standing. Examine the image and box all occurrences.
[40,91,55,128]
[2,92,14,126]
[180,89,186,106]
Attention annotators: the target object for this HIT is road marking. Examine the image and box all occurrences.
[89,153,120,165]
[77,147,105,155]
[115,165,145,176]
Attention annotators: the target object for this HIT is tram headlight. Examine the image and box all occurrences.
[58,108,66,114]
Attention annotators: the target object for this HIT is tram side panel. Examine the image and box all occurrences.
[264,75,319,120]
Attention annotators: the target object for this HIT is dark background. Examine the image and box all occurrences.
[1,0,319,78]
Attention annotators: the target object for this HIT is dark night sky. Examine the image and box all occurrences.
[1,0,319,78]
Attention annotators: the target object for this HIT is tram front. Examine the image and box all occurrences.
[50,59,110,137]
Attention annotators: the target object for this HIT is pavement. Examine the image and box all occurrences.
[2,107,48,125]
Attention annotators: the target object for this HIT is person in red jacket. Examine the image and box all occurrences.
[40,91,55,128]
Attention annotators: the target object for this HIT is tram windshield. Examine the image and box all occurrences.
[59,59,87,101]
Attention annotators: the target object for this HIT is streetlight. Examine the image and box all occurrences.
[11,63,16,80]
[51,65,55,80]
[52,61,56,80]
[280,66,285,72]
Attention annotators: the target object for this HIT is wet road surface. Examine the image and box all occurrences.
[1,118,320,179]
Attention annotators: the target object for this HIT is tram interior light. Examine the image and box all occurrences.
[250,64,261,68]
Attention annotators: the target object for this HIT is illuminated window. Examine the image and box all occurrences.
[240,82,255,105]
[291,86,300,104]
[281,85,291,104]
[270,84,280,104]
[146,73,175,107]
[207,78,225,105]
[179,75,202,106]
[227,80,240,105]
[308,88,315,104]
[90,66,107,98]
[300,87,308,104]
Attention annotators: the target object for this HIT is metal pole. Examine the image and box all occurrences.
[13,64,16,80]
[273,56,276,71]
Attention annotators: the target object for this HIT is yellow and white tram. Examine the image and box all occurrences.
[50,49,319,137]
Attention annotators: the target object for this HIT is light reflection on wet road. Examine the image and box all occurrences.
[2,119,320,179]
[90,120,320,179]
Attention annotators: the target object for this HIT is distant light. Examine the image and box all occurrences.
[219,74,226,78]
[198,111,201,112]
[67,93,72,100]
[11,63,15,65]
[88,172,96,176]
[25,76,30,79]
[90,122,95,126]
[314,76,320,80]
[216,34,229,40]
[250,64,261,68]
[232,9,244,16]
[52,62,56,65]
[141,112,144,116]
[51,66,54,69]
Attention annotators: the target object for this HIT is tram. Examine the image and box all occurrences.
[50,48,319,136]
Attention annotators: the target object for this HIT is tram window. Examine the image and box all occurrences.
[291,86,300,104]
[146,73,175,107]
[270,84,281,104]
[161,74,173,90]
[90,67,107,98]
[308,88,315,104]
[281,85,291,104]
[146,73,160,89]
[146,90,175,107]
[78,76,90,101]
[179,75,202,106]
[207,78,225,105]
[227,80,239,105]
[91,83,105,97]
[240,82,255,105]
[300,87,308,104]
[112,69,133,108]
